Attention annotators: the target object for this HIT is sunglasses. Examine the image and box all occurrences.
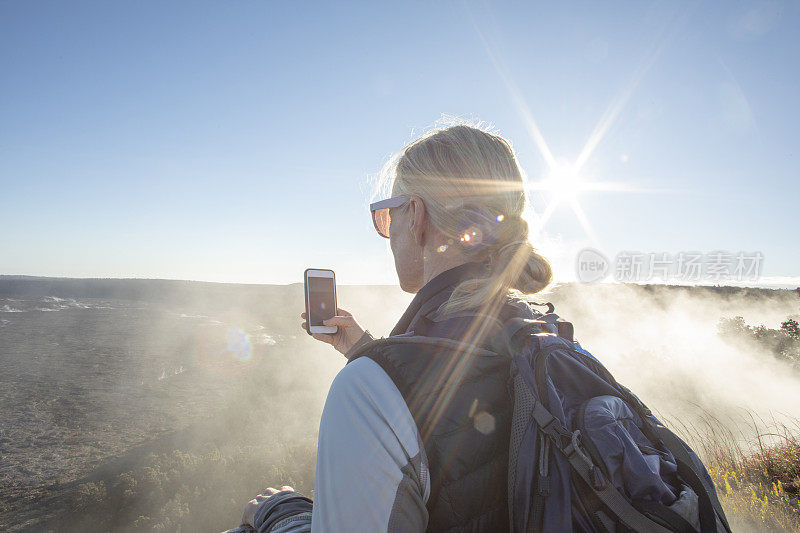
[369,195,410,239]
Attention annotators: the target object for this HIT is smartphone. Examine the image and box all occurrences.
[304,268,338,335]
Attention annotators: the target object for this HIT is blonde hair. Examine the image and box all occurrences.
[380,122,552,316]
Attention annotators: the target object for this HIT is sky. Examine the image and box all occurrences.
[1,1,798,286]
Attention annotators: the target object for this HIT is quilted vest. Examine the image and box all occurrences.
[349,262,534,532]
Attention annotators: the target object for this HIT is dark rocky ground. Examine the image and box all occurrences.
[0,278,408,531]
[0,298,260,530]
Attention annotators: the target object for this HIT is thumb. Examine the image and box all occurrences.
[323,315,355,327]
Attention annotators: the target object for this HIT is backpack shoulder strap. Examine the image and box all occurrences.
[347,335,501,364]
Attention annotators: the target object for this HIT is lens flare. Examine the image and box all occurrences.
[223,327,253,362]
[193,324,254,378]
[459,227,484,248]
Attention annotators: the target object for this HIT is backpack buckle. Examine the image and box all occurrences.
[563,431,608,491]
[563,430,593,468]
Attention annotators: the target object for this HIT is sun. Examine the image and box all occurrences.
[541,161,586,202]
[526,159,602,245]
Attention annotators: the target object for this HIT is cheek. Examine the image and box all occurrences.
[389,230,402,257]
[389,215,403,250]
[390,226,411,268]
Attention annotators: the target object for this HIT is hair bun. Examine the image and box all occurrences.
[491,239,552,294]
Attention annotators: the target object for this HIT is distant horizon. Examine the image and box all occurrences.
[1,272,798,291]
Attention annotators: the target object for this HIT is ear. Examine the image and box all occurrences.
[408,195,427,246]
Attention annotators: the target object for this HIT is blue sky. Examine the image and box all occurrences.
[1,1,798,285]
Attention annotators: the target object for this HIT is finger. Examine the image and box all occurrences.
[300,312,306,319]
[336,308,352,317]
[322,316,354,327]
[312,333,334,344]
[264,487,280,495]
[279,485,295,492]
[300,321,306,329]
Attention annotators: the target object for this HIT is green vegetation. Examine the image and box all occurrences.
[689,419,800,533]
[718,315,800,370]
[712,446,800,532]
[58,342,323,532]
[62,441,316,532]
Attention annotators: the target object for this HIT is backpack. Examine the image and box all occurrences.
[494,305,732,532]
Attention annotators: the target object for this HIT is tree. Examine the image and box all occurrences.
[780,318,800,340]
[718,316,748,337]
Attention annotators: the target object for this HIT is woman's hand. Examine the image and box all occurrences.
[241,486,294,526]
[301,307,365,355]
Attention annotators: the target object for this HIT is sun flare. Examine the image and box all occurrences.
[526,160,601,245]
[540,161,585,202]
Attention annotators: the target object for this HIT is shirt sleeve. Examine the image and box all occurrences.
[311,357,430,533]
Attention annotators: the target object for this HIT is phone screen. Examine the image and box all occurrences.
[307,276,336,326]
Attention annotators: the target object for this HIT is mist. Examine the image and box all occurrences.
[551,283,800,431]
[0,277,797,531]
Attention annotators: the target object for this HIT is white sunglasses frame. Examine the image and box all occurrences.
[369,195,410,238]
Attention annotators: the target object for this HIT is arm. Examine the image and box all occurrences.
[312,356,429,532]
[240,357,429,533]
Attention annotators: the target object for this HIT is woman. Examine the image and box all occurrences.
[236,123,552,533]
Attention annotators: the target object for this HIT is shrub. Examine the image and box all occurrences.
[61,441,316,532]
[682,416,800,532]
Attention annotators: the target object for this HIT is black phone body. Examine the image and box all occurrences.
[304,268,338,335]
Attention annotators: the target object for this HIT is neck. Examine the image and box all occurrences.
[421,251,471,288]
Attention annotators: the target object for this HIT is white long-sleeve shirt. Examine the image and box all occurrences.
[229,357,430,533]
[312,356,430,531]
